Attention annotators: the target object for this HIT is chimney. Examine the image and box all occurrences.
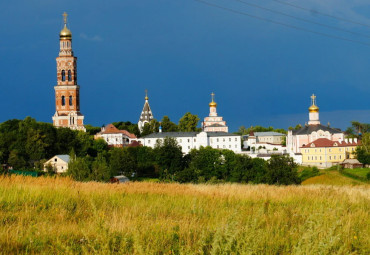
[159,125,162,133]
[349,138,353,143]
[354,138,358,144]
[345,138,348,143]
[101,124,105,132]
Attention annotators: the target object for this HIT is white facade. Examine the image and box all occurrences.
[138,132,241,154]
[44,155,70,173]
[94,124,137,147]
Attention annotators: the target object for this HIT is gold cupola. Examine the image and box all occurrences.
[309,94,319,113]
[60,12,72,40]
[209,92,217,107]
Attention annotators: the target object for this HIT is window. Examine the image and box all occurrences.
[235,145,237,148]
[315,156,317,160]
[334,156,336,160]
[61,70,66,81]
[329,149,331,152]
[68,70,72,81]
[217,145,219,148]
[188,139,190,143]
[235,138,237,141]
[74,71,77,83]
[223,138,225,142]
[61,96,65,106]
[339,155,342,159]
[148,140,151,144]
[223,145,225,148]
[229,138,231,142]
[54,158,57,162]
[179,139,182,143]
[320,156,322,160]
[194,139,196,142]
[69,96,73,106]
[217,138,219,142]
[229,145,231,148]
[329,156,332,160]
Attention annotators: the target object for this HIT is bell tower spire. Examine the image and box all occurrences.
[138,90,154,132]
[52,13,85,131]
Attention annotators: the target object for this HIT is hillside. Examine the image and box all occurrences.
[0,176,369,254]
[303,169,370,186]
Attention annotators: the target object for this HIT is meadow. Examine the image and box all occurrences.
[0,175,369,254]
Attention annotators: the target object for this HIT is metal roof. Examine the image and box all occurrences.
[141,132,240,139]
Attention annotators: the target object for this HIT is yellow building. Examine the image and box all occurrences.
[300,138,360,168]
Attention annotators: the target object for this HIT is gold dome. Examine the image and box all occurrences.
[60,24,72,40]
[309,94,319,112]
[209,92,217,107]
[209,101,217,107]
[309,104,319,113]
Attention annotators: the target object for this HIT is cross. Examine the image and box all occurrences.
[311,94,316,105]
[145,89,148,97]
[63,12,68,25]
[211,92,215,102]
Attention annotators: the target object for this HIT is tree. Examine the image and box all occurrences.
[236,126,248,136]
[154,137,184,179]
[90,153,111,182]
[160,116,178,132]
[67,152,91,181]
[355,133,370,164]
[141,119,160,136]
[265,155,301,185]
[188,147,223,181]
[178,112,200,132]
[8,150,27,170]
[109,148,136,177]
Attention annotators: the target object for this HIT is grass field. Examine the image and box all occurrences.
[0,175,369,254]
[344,168,370,179]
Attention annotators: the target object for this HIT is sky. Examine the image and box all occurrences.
[1,0,370,132]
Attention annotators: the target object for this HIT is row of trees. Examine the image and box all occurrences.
[67,137,301,185]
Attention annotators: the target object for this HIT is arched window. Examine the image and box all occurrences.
[68,70,72,81]
[61,96,65,106]
[61,70,65,81]
[69,96,73,106]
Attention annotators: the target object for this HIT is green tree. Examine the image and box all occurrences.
[178,112,200,132]
[265,155,301,185]
[154,137,184,180]
[109,148,136,177]
[161,116,178,132]
[188,147,223,181]
[141,119,160,136]
[67,150,91,181]
[90,153,111,182]
[8,150,27,170]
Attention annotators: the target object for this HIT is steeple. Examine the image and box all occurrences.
[138,90,154,132]
[52,13,85,132]
[202,92,228,132]
[308,94,320,125]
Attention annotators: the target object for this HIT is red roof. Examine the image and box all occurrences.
[100,124,137,139]
[301,138,360,148]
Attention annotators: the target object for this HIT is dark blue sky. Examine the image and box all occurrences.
[1,0,370,132]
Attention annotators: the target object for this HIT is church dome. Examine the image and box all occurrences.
[60,25,72,40]
[309,104,319,113]
[209,101,217,107]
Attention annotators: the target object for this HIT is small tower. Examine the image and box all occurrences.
[52,13,85,131]
[308,94,320,125]
[202,92,228,132]
[138,90,154,132]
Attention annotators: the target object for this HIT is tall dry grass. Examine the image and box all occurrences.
[0,175,369,254]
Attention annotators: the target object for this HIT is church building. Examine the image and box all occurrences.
[287,94,344,154]
[202,93,228,132]
[138,90,154,132]
[52,13,85,131]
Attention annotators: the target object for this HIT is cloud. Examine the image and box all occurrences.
[80,33,103,42]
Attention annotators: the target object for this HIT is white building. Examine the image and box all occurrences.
[138,131,241,154]
[44,155,70,173]
[287,94,344,154]
[94,124,137,147]
[243,131,286,150]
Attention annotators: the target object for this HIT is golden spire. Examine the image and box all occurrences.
[145,89,149,100]
[60,12,72,40]
[209,92,217,107]
[309,94,319,113]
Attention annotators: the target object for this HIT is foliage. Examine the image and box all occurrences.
[160,116,178,132]
[140,119,160,136]
[265,155,301,185]
[236,125,286,135]
[154,137,184,179]
[355,133,370,164]
[178,112,200,132]
[299,166,321,182]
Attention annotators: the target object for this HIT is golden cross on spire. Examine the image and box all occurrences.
[211,92,215,102]
[63,12,68,25]
[145,89,148,100]
[311,94,316,105]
